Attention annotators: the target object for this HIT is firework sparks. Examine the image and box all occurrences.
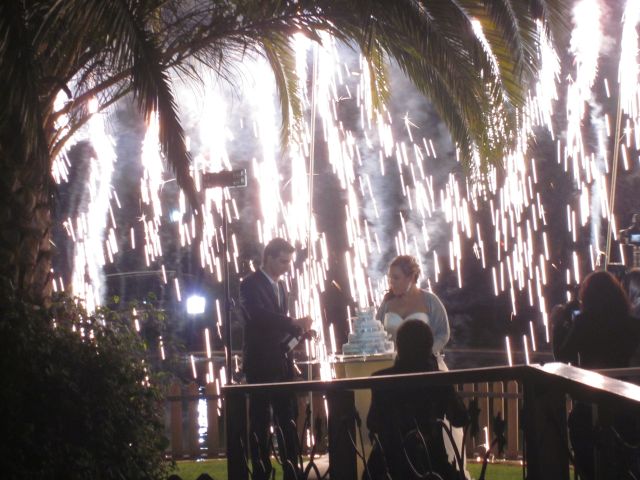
[54,3,640,377]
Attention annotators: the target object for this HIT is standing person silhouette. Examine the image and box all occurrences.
[240,238,312,480]
[467,399,481,446]
[551,270,640,480]
[493,412,506,458]
[624,268,640,377]
[625,268,640,319]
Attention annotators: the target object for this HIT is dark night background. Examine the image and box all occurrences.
[52,2,640,380]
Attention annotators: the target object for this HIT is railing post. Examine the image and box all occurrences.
[506,381,519,459]
[205,382,220,457]
[479,382,490,446]
[169,381,183,459]
[327,389,357,480]
[296,392,307,451]
[521,379,569,480]
[225,388,248,480]
[461,383,476,455]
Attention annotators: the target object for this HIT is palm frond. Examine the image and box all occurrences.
[44,0,198,207]
[527,0,571,42]
[3,0,570,194]
[389,47,478,171]
[262,34,302,148]
[351,0,567,168]
[355,21,391,116]
[458,0,554,106]
[364,0,495,166]
[283,0,494,166]
[154,0,566,170]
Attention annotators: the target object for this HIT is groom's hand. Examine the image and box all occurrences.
[296,315,312,331]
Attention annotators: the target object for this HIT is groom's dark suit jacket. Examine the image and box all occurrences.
[240,270,301,382]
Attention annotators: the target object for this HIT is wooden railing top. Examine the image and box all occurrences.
[538,363,640,404]
[222,362,640,405]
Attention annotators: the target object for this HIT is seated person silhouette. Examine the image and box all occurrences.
[365,319,469,480]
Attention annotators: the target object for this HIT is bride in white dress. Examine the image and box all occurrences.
[377,255,450,370]
[377,255,470,478]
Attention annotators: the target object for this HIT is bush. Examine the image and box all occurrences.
[0,287,172,479]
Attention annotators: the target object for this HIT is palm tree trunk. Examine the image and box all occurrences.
[0,155,53,306]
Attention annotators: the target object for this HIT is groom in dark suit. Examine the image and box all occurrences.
[240,237,311,480]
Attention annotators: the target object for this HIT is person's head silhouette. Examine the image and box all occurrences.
[395,319,436,371]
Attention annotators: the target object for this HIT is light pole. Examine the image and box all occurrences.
[202,169,247,380]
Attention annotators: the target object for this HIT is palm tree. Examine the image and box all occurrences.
[0,0,568,305]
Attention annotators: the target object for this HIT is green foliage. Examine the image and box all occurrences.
[115,293,189,387]
[0,285,172,479]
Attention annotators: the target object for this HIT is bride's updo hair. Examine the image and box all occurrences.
[390,255,420,284]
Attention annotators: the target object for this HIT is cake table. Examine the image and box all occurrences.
[332,352,394,477]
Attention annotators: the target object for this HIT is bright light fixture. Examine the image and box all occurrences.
[170,210,182,222]
[186,294,206,315]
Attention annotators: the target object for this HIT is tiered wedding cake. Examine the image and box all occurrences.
[342,307,394,355]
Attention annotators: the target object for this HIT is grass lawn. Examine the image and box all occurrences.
[172,459,525,479]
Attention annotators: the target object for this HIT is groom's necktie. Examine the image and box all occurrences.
[276,282,284,311]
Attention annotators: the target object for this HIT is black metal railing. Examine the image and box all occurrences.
[223,363,640,480]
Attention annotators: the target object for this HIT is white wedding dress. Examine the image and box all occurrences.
[383,310,471,479]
